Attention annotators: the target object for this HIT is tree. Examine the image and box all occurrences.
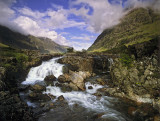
[67,47,74,53]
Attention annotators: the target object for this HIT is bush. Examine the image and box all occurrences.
[15,54,28,63]
[120,53,133,67]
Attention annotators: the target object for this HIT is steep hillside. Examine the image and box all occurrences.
[88,8,160,52]
[0,25,67,53]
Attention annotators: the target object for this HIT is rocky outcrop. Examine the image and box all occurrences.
[109,55,160,113]
[58,55,110,73]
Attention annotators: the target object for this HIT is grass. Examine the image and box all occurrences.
[88,8,160,53]
[0,43,29,70]
[0,43,9,48]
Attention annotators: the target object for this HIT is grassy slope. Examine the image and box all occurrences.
[0,25,66,53]
[88,8,160,52]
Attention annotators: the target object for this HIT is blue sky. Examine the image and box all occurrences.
[0,0,158,50]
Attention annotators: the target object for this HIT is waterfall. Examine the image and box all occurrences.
[22,57,63,85]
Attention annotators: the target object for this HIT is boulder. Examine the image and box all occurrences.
[58,95,65,101]
[96,78,106,85]
[69,82,79,91]
[58,74,71,83]
[44,75,56,86]
[70,72,85,90]
[62,65,69,74]
[28,92,51,102]
[88,86,93,89]
[48,93,56,99]
[60,83,72,92]
[30,84,46,92]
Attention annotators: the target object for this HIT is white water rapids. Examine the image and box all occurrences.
[22,57,128,121]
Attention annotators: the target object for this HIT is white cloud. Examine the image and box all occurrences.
[71,0,160,33]
[71,34,96,41]
[17,7,46,19]
[0,0,25,33]
[13,16,69,45]
[71,0,124,33]
[44,8,86,29]
[69,41,93,51]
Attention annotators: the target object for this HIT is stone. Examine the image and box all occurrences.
[70,72,85,90]
[40,103,45,107]
[96,78,106,85]
[93,93,102,97]
[48,93,56,99]
[58,74,70,83]
[69,82,79,91]
[58,95,65,101]
[62,65,69,74]
[154,115,160,121]
[92,113,105,119]
[128,107,136,116]
[49,102,54,107]
[88,86,93,89]
[28,92,51,102]
[30,84,46,92]
[44,75,56,86]
[60,83,72,92]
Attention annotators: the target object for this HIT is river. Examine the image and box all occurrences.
[21,57,132,121]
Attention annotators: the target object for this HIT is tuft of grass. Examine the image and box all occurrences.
[0,43,9,48]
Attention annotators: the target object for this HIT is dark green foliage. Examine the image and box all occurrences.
[67,47,74,53]
[15,54,28,63]
[119,54,133,67]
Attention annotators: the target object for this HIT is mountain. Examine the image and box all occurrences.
[0,25,67,53]
[88,8,160,52]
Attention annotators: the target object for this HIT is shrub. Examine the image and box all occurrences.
[120,53,133,67]
[15,54,28,63]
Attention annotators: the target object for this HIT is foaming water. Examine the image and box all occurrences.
[43,83,126,120]
[22,57,63,85]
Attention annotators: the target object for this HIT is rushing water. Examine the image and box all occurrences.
[22,57,131,121]
[22,57,63,85]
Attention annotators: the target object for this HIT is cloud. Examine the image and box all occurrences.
[71,0,160,33]
[0,0,26,34]
[71,34,96,41]
[69,41,93,50]
[13,16,69,45]
[17,7,46,19]
[44,8,86,29]
[71,0,124,33]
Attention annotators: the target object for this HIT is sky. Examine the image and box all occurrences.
[0,0,159,50]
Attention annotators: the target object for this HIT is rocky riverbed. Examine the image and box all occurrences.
[18,55,160,121]
[0,48,159,121]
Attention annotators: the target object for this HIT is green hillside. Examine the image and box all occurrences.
[88,8,160,52]
[0,25,67,53]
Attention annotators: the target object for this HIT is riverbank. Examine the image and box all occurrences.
[0,46,63,121]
